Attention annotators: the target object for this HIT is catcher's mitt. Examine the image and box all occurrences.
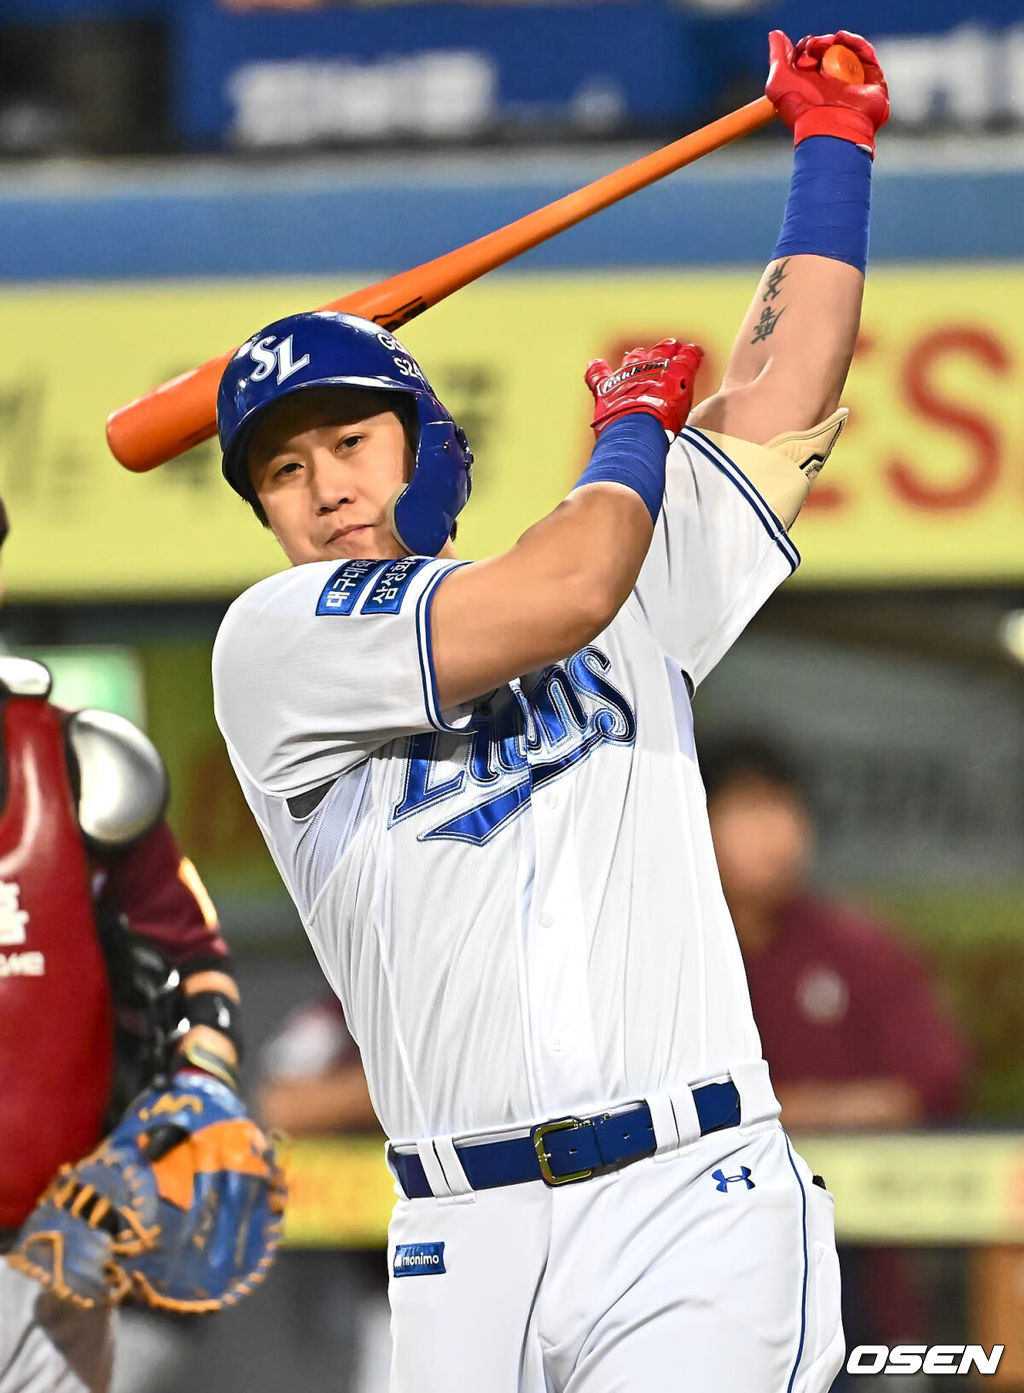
[8,1072,286,1312]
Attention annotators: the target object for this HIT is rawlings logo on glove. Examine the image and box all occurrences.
[585,339,703,437]
[8,1072,286,1313]
[595,358,672,397]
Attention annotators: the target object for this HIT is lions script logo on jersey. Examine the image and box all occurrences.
[392,646,636,846]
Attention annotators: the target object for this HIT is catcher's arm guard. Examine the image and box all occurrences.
[8,1073,286,1313]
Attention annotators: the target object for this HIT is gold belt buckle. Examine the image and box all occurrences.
[533,1117,593,1186]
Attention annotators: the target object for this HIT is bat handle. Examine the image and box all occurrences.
[821,43,865,85]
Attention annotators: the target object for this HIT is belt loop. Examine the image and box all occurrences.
[671,1084,703,1146]
[432,1137,473,1198]
[648,1085,702,1156]
[414,1140,457,1198]
[646,1092,681,1155]
[730,1059,781,1127]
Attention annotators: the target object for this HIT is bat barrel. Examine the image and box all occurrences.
[107,355,231,470]
[108,98,779,471]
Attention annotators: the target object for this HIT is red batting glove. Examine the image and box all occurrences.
[585,339,703,438]
[766,30,889,158]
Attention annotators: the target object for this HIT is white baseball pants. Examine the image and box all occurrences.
[387,1120,843,1393]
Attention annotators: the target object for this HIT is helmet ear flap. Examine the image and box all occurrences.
[389,420,472,557]
[385,487,412,556]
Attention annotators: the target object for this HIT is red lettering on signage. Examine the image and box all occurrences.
[886,328,1009,511]
[802,481,847,511]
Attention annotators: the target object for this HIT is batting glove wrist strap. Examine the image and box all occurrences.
[579,339,703,521]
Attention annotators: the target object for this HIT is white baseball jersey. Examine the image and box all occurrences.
[213,426,804,1145]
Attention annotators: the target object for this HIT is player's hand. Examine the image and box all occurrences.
[585,340,703,438]
[766,30,889,157]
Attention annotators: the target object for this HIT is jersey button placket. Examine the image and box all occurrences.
[525,784,602,1110]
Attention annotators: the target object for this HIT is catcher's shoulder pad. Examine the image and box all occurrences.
[0,656,52,698]
[66,709,169,851]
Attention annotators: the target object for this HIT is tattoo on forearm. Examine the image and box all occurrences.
[763,259,789,300]
[750,258,790,344]
[751,303,785,343]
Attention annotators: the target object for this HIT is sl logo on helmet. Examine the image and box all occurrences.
[241,334,311,387]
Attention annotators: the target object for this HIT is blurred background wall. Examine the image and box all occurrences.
[2,0,1024,1389]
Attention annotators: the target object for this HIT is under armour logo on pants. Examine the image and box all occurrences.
[712,1166,755,1192]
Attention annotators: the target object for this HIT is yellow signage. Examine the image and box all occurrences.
[2,265,1022,597]
[281,1132,1024,1248]
[282,1137,395,1249]
[799,1133,1024,1245]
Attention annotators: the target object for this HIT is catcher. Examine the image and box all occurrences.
[0,499,284,1393]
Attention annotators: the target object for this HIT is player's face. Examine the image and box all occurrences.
[708,777,811,916]
[248,388,415,565]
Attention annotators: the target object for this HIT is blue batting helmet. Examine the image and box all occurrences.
[217,311,473,557]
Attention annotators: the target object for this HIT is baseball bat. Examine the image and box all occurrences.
[107,44,864,472]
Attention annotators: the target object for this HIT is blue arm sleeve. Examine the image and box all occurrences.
[572,413,669,525]
[772,135,872,274]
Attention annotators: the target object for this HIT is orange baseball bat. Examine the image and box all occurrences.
[107,45,863,472]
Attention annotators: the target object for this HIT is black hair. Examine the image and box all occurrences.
[699,732,803,804]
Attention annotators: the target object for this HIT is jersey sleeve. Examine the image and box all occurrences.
[96,820,230,977]
[212,556,473,795]
[628,426,805,688]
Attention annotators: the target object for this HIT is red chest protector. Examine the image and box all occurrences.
[0,685,113,1228]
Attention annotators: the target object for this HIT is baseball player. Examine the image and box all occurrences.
[212,30,887,1392]
[0,499,277,1393]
